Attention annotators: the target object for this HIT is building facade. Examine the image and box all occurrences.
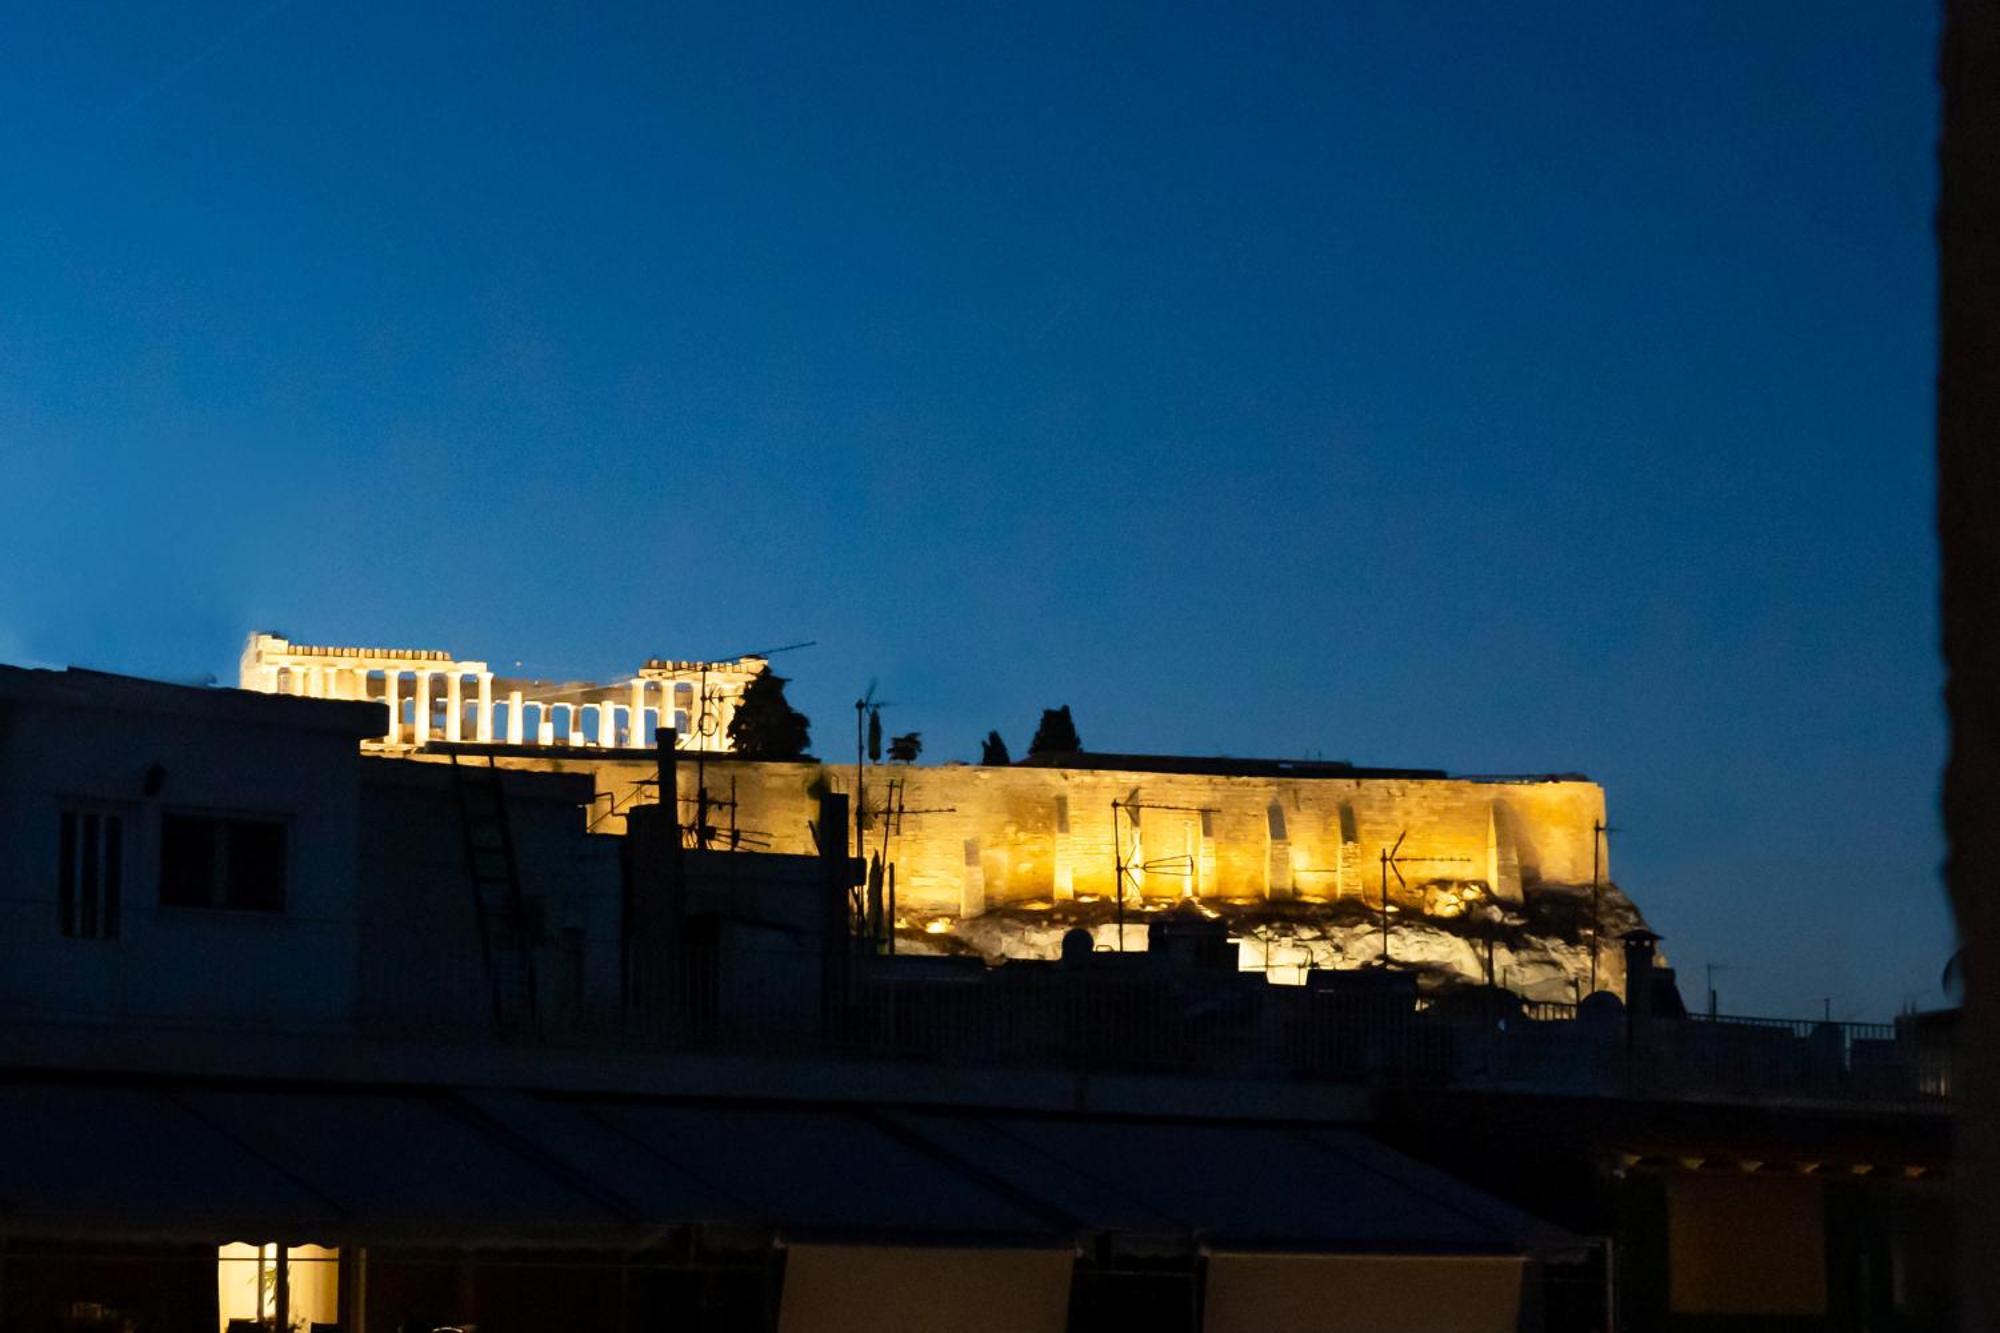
[0,658,1956,1331]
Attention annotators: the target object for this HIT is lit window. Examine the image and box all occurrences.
[217,1242,339,1331]
[161,814,287,912]
[58,807,124,940]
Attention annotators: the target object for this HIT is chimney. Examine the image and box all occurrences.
[654,726,679,841]
[1622,928,1663,1050]
[817,791,851,1035]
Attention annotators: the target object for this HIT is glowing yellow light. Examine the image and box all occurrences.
[924,919,951,935]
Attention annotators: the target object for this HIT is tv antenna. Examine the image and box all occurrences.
[852,679,896,881]
[1704,960,1729,1017]
[1375,831,1470,969]
[1110,797,1218,950]
[1588,819,1622,993]
[859,775,953,953]
[676,639,814,850]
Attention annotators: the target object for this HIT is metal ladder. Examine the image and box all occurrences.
[449,753,539,1033]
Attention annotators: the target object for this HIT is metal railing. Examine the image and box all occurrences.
[625,954,1955,1106]
[0,896,1949,1107]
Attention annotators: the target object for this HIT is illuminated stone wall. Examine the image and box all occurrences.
[417,752,1608,915]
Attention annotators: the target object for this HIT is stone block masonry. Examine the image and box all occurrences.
[410,751,1608,917]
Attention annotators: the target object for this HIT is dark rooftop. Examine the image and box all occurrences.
[0,665,385,737]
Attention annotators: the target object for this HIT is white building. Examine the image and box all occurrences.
[0,664,622,1037]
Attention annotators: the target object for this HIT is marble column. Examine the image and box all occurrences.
[476,672,494,742]
[414,673,432,745]
[383,670,401,744]
[560,703,579,746]
[629,681,646,747]
[445,673,464,742]
[506,688,523,745]
[537,703,555,746]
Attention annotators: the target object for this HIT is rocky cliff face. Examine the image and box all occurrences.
[896,880,1651,1002]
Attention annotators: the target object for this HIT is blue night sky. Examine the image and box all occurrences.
[0,3,1947,1019]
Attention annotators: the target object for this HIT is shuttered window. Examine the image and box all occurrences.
[57,808,124,940]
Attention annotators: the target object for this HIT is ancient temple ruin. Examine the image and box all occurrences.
[240,632,765,752]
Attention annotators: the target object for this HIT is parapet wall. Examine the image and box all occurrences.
[413,751,1607,918]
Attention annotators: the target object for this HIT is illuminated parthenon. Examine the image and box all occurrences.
[238,633,764,751]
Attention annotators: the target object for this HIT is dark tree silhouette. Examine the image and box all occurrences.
[726,670,812,759]
[979,730,1011,766]
[1027,705,1081,757]
[887,731,922,763]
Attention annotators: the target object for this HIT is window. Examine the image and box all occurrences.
[160,813,287,911]
[218,1243,339,1330]
[58,808,124,939]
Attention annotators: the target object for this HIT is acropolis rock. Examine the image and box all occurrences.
[242,631,1647,999]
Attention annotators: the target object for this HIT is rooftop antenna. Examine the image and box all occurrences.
[680,640,814,850]
[853,679,893,906]
[1110,797,1217,950]
[865,775,952,952]
[1588,819,1623,993]
[1375,831,1470,970]
[1705,961,1729,1017]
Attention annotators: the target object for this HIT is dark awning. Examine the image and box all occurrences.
[887,1111,1575,1254]
[566,1099,1062,1245]
[0,1075,1575,1256]
[0,1081,336,1242]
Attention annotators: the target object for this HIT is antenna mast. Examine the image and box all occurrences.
[1109,798,1217,951]
[1374,830,1470,970]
